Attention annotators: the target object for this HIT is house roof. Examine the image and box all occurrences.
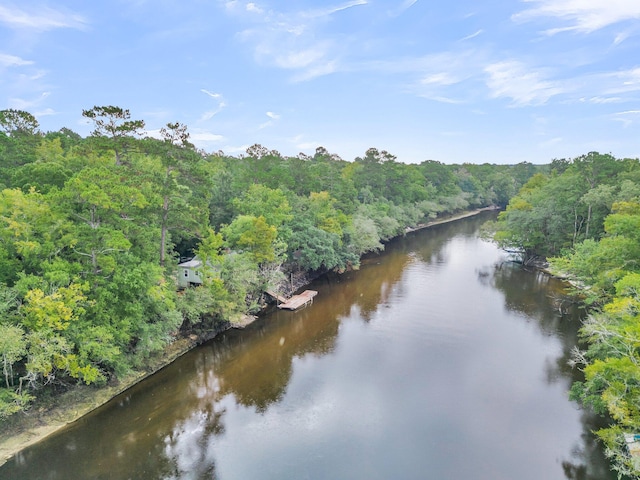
[178,257,202,268]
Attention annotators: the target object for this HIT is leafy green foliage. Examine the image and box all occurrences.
[232,184,292,229]
[287,221,344,271]
[0,109,40,136]
[0,107,537,421]
[0,323,25,389]
[0,387,33,419]
[496,156,636,265]
[82,106,145,165]
[222,215,278,264]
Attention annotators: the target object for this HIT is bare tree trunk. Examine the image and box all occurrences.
[160,195,169,267]
[573,207,579,245]
[573,206,585,246]
[3,355,12,388]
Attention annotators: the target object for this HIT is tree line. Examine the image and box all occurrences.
[0,106,536,419]
[494,152,640,477]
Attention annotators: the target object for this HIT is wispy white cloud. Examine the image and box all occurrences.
[460,29,483,41]
[540,67,640,105]
[388,0,419,17]
[399,50,486,103]
[587,67,640,98]
[613,110,640,127]
[361,43,639,109]
[223,1,240,13]
[291,60,338,82]
[0,4,87,31]
[227,1,368,82]
[246,3,264,14]
[420,72,460,86]
[200,90,226,121]
[241,28,338,81]
[9,91,51,110]
[365,49,482,77]
[200,103,227,121]
[17,70,47,82]
[259,111,280,129]
[581,96,624,104]
[289,134,331,155]
[425,96,465,104]
[191,131,225,143]
[201,89,222,99]
[303,1,368,19]
[616,67,640,90]
[484,60,565,106]
[272,44,330,70]
[513,0,640,35]
[0,53,33,67]
[34,107,56,118]
[613,31,630,45]
[402,0,419,8]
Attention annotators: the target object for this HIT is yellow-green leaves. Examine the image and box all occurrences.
[223,215,277,264]
[308,191,348,238]
[0,188,52,251]
[64,166,148,211]
[196,227,225,267]
[22,283,87,332]
[232,184,292,228]
[16,282,104,383]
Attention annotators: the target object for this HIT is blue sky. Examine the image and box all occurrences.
[1,0,639,164]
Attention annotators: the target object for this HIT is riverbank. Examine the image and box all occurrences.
[0,206,495,467]
[0,334,201,466]
[405,206,499,233]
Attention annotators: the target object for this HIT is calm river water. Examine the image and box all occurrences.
[1,213,616,479]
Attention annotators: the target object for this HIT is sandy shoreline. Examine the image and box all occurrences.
[405,206,498,233]
[0,206,496,467]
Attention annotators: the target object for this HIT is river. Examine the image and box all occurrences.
[0,212,615,479]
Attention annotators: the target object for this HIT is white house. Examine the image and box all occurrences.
[177,257,203,288]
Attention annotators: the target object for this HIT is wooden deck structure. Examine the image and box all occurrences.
[277,290,318,310]
[265,290,288,304]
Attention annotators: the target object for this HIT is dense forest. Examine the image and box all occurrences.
[494,152,640,477]
[0,107,539,421]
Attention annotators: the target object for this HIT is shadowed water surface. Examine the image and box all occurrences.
[0,213,615,479]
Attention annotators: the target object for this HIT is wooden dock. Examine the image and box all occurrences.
[277,290,318,310]
[265,290,288,304]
